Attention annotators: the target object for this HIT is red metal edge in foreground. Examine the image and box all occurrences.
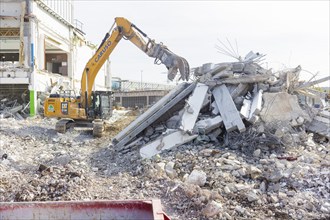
[0,199,171,220]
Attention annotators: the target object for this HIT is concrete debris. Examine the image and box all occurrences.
[186,169,207,186]
[213,84,246,132]
[0,98,29,119]
[180,83,209,133]
[202,200,223,217]
[112,51,329,158]
[260,92,310,123]
[1,109,329,220]
[306,112,330,139]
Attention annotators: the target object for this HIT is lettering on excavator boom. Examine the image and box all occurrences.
[95,41,112,62]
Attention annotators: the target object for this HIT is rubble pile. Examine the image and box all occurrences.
[135,130,329,219]
[0,164,90,202]
[1,113,329,219]
[0,98,29,120]
[112,51,329,157]
[110,51,330,219]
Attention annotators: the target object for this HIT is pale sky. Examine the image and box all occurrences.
[74,1,329,86]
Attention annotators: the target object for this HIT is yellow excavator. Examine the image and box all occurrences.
[44,17,189,137]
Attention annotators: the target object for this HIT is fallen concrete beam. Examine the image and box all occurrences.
[198,65,229,82]
[240,98,252,119]
[193,115,223,134]
[295,76,330,90]
[319,111,330,119]
[15,112,24,120]
[248,89,263,121]
[180,83,209,133]
[0,105,23,118]
[213,70,234,79]
[296,89,319,99]
[140,130,198,158]
[313,116,330,124]
[113,83,191,144]
[306,116,330,139]
[218,74,271,84]
[305,88,327,98]
[213,85,246,132]
[230,83,250,99]
[113,82,196,150]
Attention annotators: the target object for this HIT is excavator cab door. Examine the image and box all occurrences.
[99,92,113,119]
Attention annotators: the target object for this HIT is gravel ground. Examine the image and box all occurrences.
[0,112,329,219]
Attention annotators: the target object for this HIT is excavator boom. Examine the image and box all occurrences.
[44,17,189,136]
[81,17,190,108]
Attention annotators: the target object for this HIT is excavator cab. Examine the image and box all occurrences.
[90,91,113,120]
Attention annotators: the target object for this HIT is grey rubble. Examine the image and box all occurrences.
[1,52,329,220]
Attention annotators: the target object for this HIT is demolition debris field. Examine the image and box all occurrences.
[1,52,330,219]
[0,111,329,219]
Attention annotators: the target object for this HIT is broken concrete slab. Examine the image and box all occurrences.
[240,98,252,119]
[230,83,250,99]
[193,115,223,134]
[248,89,263,122]
[260,92,310,123]
[295,76,330,90]
[306,115,330,138]
[113,82,196,149]
[217,74,271,85]
[139,130,198,158]
[180,83,209,133]
[319,111,330,119]
[213,84,246,132]
[0,104,23,118]
[113,83,190,143]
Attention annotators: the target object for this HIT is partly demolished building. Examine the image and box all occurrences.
[0,0,110,116]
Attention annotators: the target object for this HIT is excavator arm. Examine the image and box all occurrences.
[80,17,190,109]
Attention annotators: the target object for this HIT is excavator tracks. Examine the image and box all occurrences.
[55,119,104,137]
[93,119,104,137]
[55,119,72,133]
[55,119,76,133]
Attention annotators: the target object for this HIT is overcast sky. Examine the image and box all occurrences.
[74,1,329,86]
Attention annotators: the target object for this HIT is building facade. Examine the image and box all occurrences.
[0,0,109,115]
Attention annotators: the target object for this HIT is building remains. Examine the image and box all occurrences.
[0,0,110,116]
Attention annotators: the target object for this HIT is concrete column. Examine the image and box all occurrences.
[37,33,45,70]
[68,28,74,89]
[29,1,37,116]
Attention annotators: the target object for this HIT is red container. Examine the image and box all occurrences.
[0,199,170,220]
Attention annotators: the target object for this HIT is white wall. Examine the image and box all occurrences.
[43,0,73,23]
[72,44,107,92]
[0,1,21,28]
[33,3,71,52]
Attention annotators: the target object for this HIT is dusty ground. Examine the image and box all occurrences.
[0,111,329,219]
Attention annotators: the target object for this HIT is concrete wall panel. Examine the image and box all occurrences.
[0,2,21,28]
